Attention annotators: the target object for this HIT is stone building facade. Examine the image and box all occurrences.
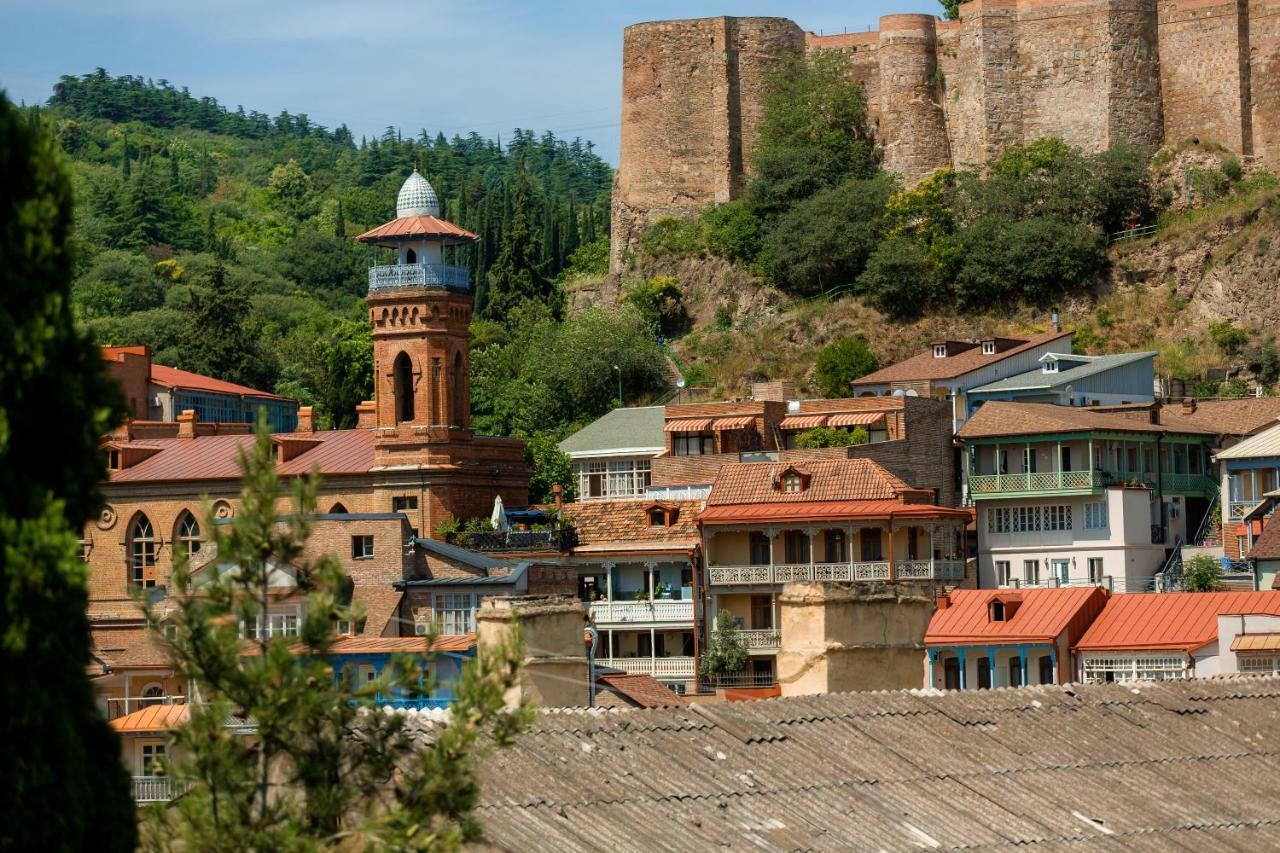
[612,0,1280,267]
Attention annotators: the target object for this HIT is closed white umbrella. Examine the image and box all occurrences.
[490,494,509,534]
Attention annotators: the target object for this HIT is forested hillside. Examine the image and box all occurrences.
[35,71,670,498]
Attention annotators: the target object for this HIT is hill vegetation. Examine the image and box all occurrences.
[32,70,672,499]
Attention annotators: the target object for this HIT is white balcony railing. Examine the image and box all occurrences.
[732,629,780,651]
[1001,575,1114,592]
[105,694,188,721]
[707,559,964,586]
[132,775,188,803]
[1229,500,1260,521]
[368,262,470,292]
[588,599,694,625]
[596,656,696,680]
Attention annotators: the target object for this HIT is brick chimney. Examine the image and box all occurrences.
[552,482,564,511]
[935,592,951,611]
[176,409,197,439]
[296,405,315,433]
[355,400,377,429]
[476,595,589,709]
[1182,397,1196,415]
[776,581,935,696]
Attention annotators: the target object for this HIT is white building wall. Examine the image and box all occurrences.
[1213,613,1280,674]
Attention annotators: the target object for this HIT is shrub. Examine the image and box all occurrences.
[1209,319,1248,356]
[562,236,609,278]
[622,276,691,338]
[639,216,703,257]
[1182,554,1225,592]
[701,201,762,263]
[1222,155,1243,183]
[794,425,869,448]
[814,336,880,396]
[698,610,750,682]
[858,237,941,321]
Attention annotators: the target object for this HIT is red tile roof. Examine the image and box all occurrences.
[149,363,291,401]
[110,703,189,733]
[597,673,687,708]
[1157,398,1280,438]
[852,330,1071,385]
[241,634,475,656]
[1249,516,1280,560]
[925,587,1109,645]
[706,459,917,505]
[1075,591,1280,652]
[106,429,376,483]
[356,215,478,245]
[562,499,703,553]
[698,500,969,526]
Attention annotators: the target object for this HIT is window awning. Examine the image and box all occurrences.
[778,415,828,430]
[664,417,715,432]
[1231,633,1280,652]
[713,415,756,430]
[828,412,887,428]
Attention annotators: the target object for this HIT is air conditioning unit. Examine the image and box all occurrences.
[414,622,429,636]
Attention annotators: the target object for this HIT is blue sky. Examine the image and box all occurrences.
[0,1,924,164]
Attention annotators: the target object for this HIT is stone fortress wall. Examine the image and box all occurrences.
[611,0,1280,269]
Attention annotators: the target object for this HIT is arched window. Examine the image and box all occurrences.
[405,247,417,264]
[140,683,165,708]
[393,352,415,423]
[452,352,465,427]
[129,514,157,588]
[175,511,201,560]
[329,502,349,514]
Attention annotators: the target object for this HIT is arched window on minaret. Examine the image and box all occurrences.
[452,351,465,427]
[393,352,415,423]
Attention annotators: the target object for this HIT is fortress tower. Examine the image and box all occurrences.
[611,0,1280,271]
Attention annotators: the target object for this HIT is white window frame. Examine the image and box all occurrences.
[1023,560,1040,585]
[352,534,374,560]
[981,341,995,355]
[995,560,1011,586]
[1084,501,1108,530]
[1087,557,1104,584]
[1239,655,1280,675]
[933,344,947,358]
[140,741,167,776]
[432,593,476,635]
[1081,653,1190,683]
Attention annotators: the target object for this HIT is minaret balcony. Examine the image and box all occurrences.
[368,262,470,293]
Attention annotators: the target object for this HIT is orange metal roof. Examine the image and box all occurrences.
[1231,633,1280,652]
[110,703,189,733]
[1076,591,1280,652]
[712,415,756,430]
[356,215,478,245]
[149,363,291,401]
[828,412,886,427]
[106,429,375,483]
[926,587,1109,646]
[697,500,969,526]
[779,414,828,430]
[665,417,714,432]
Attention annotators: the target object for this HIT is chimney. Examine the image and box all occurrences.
[476,595,589,709]
[1182,397,1196,415]
[355,400,377,429]
[177,409,197,439]
[552,482,564,511]
[1052,312,1061,333]
[935,592,951,611]
[296,406,314,433]
[776,581,935,696]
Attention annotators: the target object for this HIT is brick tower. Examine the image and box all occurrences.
[356,171,528,523]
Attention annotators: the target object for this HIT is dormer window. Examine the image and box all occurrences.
[989,600,1006,622]
[643,503,678,528]
[782,474,803,494]
[933,344,947,358]
[1043,359,1059,373]
[774,465,812,493]
[108,449,120,470]
[981,341,996,355]
[648,508,666,527]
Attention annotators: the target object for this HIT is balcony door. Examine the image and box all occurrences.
[860,529,883,562]
[749,532,770,566]
[750,594,773,630]
[1051,559,1070,585]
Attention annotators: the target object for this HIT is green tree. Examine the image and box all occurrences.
[794,425,869,449]
[750,50,877,216]
[698,610,750,684]
[146,422,532,849]
[762,174,897,295]
[857,237,941,320]
[183,263,274,390]
[939,0,961,19]
[523,431,576,504]
[484,163,554,320]
[267,157,313,219]
[622,276,690,338]
[701,201,762,264]
[0,94,136,851]
[1182,554,1225,592]
[814,336,880,397]
[560,236,609,279]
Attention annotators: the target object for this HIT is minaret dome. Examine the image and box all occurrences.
[396,169,441,218]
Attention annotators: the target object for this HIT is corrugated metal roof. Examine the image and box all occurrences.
[1215,421,1280,459]
[926,587,1109,645]
[1231,633,1280,651]
[452,677,1280,850]
[557,406,666,457]
[107,429,375,482]
[1076,591,1280,652]
[968,351,1156,394]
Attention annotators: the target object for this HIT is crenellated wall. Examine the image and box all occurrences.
[611,0,1278,269]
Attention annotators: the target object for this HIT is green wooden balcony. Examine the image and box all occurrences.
[968,470,1215,499]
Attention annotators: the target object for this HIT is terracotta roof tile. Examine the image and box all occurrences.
[597,673,687,708]
[957,401,1217,440]
[562,500,703,552]
[1076,591,1280,652]
[106,429,375,483]
[92,627,171,669]
[853,330,1071,384]
[706,459,914,506]
[925,587,1109,645]
[1250,516,1280,560]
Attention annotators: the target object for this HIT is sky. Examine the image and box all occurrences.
[0,0,922,164]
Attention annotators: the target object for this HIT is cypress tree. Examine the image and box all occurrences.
[0,94,136,851]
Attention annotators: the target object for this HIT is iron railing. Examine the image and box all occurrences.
[459,528,577,552]
[367,262,470,292]
[588,599,694,625]
[707,559,964,586]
